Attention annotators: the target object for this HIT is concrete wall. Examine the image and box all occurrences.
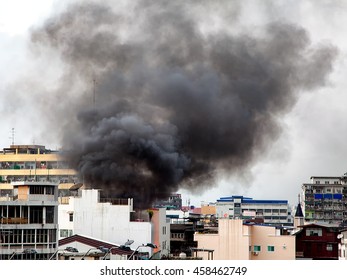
[195,219,295,260]
[58,189,155,254]
[58,197,74,236]
[195,219,251,260]
[151,208,170,257]
[250,225,295,260]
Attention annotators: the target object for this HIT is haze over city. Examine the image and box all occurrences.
[1,0,346,207]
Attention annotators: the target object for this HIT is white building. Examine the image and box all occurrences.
[216,196,292,226]
[338,230,347,260]
[58,188,170,257]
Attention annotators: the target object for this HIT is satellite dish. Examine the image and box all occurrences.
[69,183,83,190]
[124,239,134,246]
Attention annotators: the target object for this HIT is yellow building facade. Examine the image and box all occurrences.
[0,145,78,194]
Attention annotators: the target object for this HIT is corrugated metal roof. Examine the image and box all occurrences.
[59,234,133,255]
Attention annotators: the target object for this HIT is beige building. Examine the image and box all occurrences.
[201,203,216,216]
[194,219,295,260]
[0,145,78,195]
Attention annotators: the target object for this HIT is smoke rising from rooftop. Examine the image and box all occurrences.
[31,1,337,208]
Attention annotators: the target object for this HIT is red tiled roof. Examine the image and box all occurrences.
[59,234,133,255]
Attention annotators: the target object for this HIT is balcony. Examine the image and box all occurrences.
[27,194,55,201]
[0,217,28,224]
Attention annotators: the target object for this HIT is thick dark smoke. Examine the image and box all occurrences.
[31,1,337,209]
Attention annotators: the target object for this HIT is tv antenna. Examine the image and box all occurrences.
[93,76,97,107]
[9,128,15,145]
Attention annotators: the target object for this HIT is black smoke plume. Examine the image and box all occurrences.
[31,1,337,209]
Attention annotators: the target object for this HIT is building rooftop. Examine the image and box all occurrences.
[299,222,342,228]
[2,145,58,155]
[11,181,58,187]
[217,195,288,204]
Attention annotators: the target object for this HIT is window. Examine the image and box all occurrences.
[60,229,73,238]
[69,213,73,222]
[306,228,322,236]
[23,229,35,243]
[253,245,261,252]
[30,206,43,223]
[46,186,55,195]
[30,185,44,194]
[162,226,166,235]
[326,244,333,251]
[46,207,54,223]
[171,233,184,239]
[267,246,275,252]
[37,229,48,243]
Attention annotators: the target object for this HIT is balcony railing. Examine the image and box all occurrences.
[99,198,130,205]
[0,217,28,224]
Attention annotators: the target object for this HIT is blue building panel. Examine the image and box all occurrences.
[216,195,287,204]
[333,194,343,200]
[246,200,288,204]
[314,194,323,200]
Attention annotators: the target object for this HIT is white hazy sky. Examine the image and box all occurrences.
[0,0,346,207]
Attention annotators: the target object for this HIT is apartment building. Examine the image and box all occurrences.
[216,196,292,226]
[0,145,78,194]
[0,181,59,260]
[301,174,347,224]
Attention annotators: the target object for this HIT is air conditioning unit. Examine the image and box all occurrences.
[252,251,259,256]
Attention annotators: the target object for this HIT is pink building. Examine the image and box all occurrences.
[194,219,295,260]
